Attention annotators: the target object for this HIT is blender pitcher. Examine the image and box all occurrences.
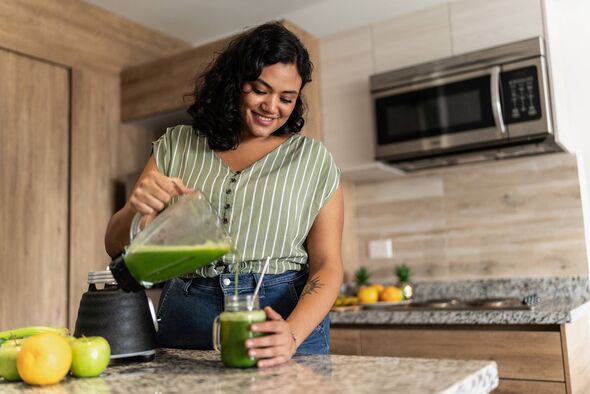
[110,192,233,292]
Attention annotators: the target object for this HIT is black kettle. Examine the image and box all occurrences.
[74,270,157,362]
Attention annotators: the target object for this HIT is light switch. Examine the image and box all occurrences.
[368,239,393,259]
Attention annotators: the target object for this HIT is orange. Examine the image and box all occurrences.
[357,286,379,304]
[17,333,72,386]
[370,283,384,293]
[379,286,404,302]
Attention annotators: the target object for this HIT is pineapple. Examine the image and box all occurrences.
[354,266,370,288]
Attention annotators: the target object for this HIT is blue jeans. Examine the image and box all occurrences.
[156,269,330,355]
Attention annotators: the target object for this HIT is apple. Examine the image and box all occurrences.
[0,341,21,382]
[69,336,111,378]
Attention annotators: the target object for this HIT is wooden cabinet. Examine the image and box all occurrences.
[331,318,590,394]
[449,0,545,54]
[0,48,70,329]
[372,4,452,73]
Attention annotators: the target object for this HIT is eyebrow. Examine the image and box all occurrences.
[256,78,299,95]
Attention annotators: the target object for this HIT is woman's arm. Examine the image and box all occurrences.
[248,185,344,367]
[104,156,192,257]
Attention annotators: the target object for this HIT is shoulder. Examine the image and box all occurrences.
[289,134,337,168]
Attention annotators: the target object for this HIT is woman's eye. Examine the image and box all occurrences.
[280,97,293,104]
[252,87,265,94]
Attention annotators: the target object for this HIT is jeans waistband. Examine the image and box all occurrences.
[181,269,308,292]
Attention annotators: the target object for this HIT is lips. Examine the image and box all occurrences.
[252,111,278,127]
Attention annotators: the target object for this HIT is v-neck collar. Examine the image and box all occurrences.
[211,134,297,174]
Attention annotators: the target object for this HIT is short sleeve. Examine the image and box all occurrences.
[312,141,341,214]
[151,127,174,176]
[151,125,193,176]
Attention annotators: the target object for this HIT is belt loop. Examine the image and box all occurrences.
[182,278,193,295]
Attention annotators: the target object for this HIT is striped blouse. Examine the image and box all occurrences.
[152,125,340,277]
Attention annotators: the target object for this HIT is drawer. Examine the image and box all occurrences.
[358,327,564,381]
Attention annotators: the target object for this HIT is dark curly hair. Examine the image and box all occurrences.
[187,21,313,151]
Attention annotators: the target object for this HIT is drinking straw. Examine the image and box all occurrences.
[251,256,271,308]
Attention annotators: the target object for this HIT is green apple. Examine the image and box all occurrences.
[0,341,21,382]
[69,336,111,378]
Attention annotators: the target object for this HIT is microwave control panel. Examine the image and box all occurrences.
[500,66,542,124]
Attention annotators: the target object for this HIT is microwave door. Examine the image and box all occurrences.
[374,68,508,160]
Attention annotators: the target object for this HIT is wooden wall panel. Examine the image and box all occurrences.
[69,70,158,328]
[0,48,69,330]
[0,0,190,74]
[69,70,118,328]
[353,153,587,282]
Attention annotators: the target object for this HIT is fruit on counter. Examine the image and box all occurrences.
[0,339,22,382]
[0,326,69,342]
[357,286,379,304]
[333,294,359,307]
[395,264,410,283]
[17,333,72,386]
[354,266,370,288]
[69,336,111,378]
[369,283,384,293]
[379,286,404,302]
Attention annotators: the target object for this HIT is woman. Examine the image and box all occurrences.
[104,21,343,368]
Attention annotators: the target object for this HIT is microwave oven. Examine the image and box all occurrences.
[371,37,561,171]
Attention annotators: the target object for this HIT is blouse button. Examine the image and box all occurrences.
[223,218,228,224]
[224,203,230,209]
[226,189,232,194]
[230,178,237,183]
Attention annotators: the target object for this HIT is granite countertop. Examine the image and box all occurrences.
[1,349,498,394]
[331,276,590,326]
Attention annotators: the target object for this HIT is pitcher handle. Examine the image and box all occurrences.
[129,212,143,241]
[212,316,221,352]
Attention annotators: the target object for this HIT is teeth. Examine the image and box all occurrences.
[255,113,274,121]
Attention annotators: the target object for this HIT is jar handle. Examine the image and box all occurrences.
[212,316,221,352]
[129,212,144,241]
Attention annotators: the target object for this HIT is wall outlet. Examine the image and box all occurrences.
[368,239,393,259]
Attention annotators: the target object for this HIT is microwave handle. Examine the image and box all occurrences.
[490,66,507,134]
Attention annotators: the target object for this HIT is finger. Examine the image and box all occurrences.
[257,356,290,368]
[129,200,155,215]
[246,333,290,349]
[135,189,168,212]
[250,321,286,334]
[248,345,290,359]
[170,177,194,195]
[153,174,178,196]
[264,306,284,321]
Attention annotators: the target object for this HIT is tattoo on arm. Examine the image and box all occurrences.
[301,275,324,299]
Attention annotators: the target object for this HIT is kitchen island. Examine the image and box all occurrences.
[0,349,498,394]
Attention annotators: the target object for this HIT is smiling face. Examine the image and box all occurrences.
[240,62,302,141]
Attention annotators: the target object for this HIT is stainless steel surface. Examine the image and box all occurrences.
[371,36,560,171]
[383,297,536,311]
[490,66,506,135]
[370,37,544,92]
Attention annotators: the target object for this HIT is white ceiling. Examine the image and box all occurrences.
[86,0,447,46]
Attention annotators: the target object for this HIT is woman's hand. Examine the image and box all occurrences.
[127,170,193,215]
[246,306,296,368]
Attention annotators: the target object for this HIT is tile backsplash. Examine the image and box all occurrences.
[351,152,588,283]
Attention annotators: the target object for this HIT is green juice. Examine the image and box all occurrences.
[124,242,232,284]
[220,310,266,368]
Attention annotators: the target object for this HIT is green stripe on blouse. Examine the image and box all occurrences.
[152,125,340,278]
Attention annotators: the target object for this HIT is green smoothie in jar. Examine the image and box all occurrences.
[213,294,267,368]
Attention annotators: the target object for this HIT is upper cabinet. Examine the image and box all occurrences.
[449,0,544,54]
[373,4,452,73]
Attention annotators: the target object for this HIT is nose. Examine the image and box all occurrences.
[261,94,279,114]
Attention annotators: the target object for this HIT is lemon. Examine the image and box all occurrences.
[17,333,72,385]
[357,286,379,304]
